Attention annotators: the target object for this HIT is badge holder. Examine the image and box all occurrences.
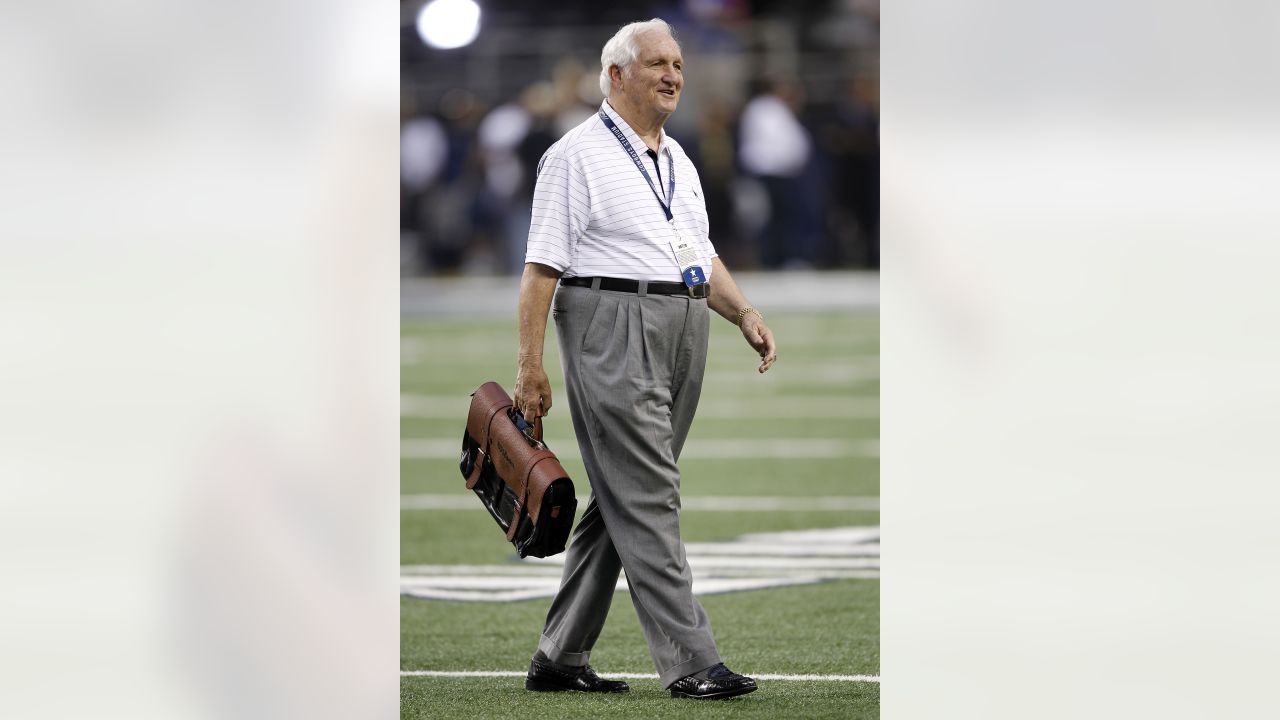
[672,226,709,298]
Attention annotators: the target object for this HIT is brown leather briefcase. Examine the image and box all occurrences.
[459,381,577,558]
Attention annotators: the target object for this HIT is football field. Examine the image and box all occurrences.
[401,288,879,718]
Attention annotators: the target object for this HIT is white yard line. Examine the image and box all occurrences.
[401,438,878,460]
[684,541,880,556]
[518,555,879,570]
[402,270,879,317]
[400,670,879,682]
[739,526,881,544]
[400,571,879,602]
[400,494,879,512]
[399,564,880,577]
[681,496,880,512]
[399,575,836,602]
[703,365,879,384]
[402,394,878,419]
[401,494,499,510]
[400,396,470,417]
[400,564,564,576]
[401,561,878,573]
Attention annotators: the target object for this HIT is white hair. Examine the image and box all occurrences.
[598,19,677,97]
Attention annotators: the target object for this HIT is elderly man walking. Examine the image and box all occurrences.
[513,18,777,700]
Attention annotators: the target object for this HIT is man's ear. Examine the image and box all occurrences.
[610,64,623,88]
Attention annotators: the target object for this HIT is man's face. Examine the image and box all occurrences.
[619,31,683,116]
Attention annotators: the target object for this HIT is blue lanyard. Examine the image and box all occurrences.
[599,109,675,222]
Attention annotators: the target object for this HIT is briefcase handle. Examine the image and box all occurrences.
[508,407,544,446]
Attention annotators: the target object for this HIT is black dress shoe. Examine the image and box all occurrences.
[669,663,758,699]
[526,655,630,693]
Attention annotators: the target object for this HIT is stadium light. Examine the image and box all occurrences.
[416,0,482,50]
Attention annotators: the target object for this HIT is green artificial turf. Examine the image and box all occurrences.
[400,676,879,720]
[401,309,879,718]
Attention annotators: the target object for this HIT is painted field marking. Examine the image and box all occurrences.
[400,494,879,512]
[401,670,879,683]
[400,564,564,576]
[398,575,832,603]
[686,540,880,556]
[401,438,878,460]
[401,338,515,364]
[402,394,878,419]
[741,526,881,544]
[400,339,428,364]
[519,556,879,571]
[400,526,879,602]
[703,364,878,385]
[403,336,878,364]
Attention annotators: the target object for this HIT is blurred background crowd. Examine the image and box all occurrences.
[401,0,879,276]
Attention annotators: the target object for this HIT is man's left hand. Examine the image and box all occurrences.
[740,314,777,374]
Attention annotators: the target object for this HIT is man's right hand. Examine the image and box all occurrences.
[514,360,552,420]
[514,261,561,421]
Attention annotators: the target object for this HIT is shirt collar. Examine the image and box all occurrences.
[601,100,670,159]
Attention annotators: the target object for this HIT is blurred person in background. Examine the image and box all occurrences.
[400,100,447,273]
[684,96,748,268]
[738,77,822,269]
[474,96,532,274]
[814,71,879,268]
[475,85,546,275]
[474,62,601,274]
[549,58,599,138]
[512,18,776,701]
[405,87,488,274]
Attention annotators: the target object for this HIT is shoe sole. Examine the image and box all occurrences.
[525,678,629,693]
[671,684,758,700]
[526,678,568,692]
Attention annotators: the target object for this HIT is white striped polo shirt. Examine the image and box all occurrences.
[524,100,718,282]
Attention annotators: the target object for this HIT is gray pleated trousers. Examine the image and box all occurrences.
[536,280,721,688]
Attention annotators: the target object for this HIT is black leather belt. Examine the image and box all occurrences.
[560,276,711,299]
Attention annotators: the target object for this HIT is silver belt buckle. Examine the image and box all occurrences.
[687,282,710,299]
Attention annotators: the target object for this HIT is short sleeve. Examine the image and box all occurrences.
[524,147,589,272]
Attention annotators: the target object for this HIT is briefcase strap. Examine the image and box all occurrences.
[465,400,512,490]
[504,452,535,542]
[505,498,524,541]
[502,453,559,540]
[465,445,487,490]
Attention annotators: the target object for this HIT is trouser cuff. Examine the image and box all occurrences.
[658,652,722,688]
[537,633,591,667]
